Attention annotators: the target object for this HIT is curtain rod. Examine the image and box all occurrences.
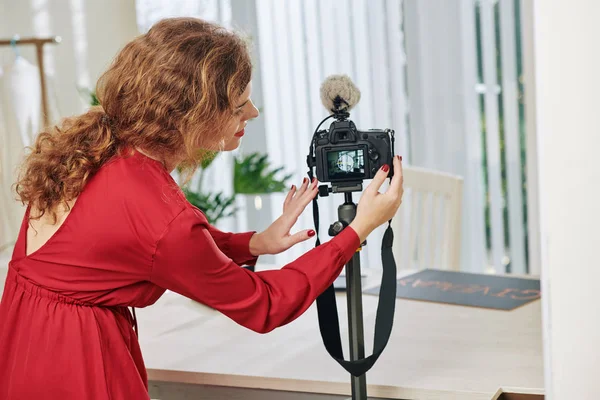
[0,36,61,46]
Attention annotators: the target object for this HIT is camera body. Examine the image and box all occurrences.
[313,117,394,184]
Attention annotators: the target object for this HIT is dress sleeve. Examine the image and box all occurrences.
[190,205,258,266]
[150,207,360,333]
[205,224,258,266]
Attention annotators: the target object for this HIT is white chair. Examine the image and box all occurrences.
[391,166,464,271]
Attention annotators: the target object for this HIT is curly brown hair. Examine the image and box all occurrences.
[15,17,252,223]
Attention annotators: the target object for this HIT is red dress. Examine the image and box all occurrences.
[0,150,360,399]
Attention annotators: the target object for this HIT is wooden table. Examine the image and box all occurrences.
[136,268,545,400]
[0,254,543,399]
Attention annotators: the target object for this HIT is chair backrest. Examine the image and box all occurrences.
[391,166,464,271]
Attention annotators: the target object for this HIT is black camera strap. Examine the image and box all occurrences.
[308,180,397,378]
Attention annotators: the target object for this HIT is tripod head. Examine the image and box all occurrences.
[326,192,366,246]
[317,181,363,197]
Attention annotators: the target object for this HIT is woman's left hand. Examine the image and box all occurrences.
[249,177,319,256]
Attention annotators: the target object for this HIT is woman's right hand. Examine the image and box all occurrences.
[349,155,404,242]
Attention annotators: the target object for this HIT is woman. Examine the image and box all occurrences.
[0,17,404,399]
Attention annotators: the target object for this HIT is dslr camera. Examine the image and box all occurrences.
[307,74,395,194]
[310,113,394,188]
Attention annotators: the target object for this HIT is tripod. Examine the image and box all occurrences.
[315,180,395,400]
[329,191,367,400]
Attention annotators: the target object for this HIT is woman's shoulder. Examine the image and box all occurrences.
[85,149,192,227]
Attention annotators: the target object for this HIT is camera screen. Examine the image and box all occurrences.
[326,149,366,180]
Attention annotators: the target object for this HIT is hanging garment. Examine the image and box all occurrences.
[0,56,42,249]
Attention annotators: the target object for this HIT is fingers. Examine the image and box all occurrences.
[306,178,318,196]
[295,178,317,201]
[365,164,391,195]
[288,178,318,217]
[294,177,310,198]
[301,179,318,204]
[283,184,296,211]
[282,177,317,217]
[388,155,404,197]
[288,229,316,247]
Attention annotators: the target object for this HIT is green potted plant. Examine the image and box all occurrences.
[180,151,238,225]
[78,87,100,106]
[233,152,292,194]
[231,151,292,237]
[182,189,238,225]
[183,152,291,225]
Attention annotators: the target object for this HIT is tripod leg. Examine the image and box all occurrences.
[346,252,367,400]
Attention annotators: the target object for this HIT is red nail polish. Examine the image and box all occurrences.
[303,178,308,184]
[291,184,295,190]
[308,230,315,237]
[398,155,402,161]
[381,164,389,172]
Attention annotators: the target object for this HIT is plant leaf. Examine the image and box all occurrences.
[234,152,292,194]
[182,188,238,225]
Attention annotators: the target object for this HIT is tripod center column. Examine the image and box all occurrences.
[338,196,367,400]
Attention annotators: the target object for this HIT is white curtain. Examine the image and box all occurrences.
[254,0,409,271]
[135,0,230,32]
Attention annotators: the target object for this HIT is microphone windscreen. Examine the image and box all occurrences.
[320,74,361,114]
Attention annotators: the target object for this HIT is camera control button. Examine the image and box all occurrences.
[362,134,368,140]
[368,148,380,160]
[317,138,329,145]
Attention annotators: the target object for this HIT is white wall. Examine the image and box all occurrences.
[0,0,139,119]
[0,3,5,36]
[533,0,600,398]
